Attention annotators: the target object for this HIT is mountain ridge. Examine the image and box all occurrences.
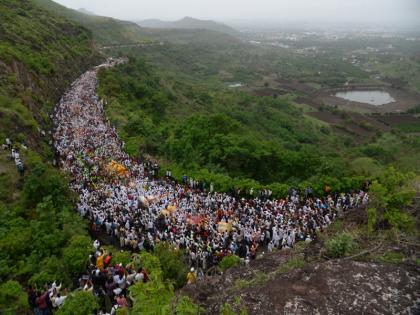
[136,16,240,37]
[33,0,149,45]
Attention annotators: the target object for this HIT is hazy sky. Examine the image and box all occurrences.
[54,0,420,26]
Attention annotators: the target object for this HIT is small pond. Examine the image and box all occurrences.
[335,90,395,106]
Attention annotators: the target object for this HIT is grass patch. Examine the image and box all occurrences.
[276,256,306,275]
[377,252,405,264]
[234,278,253,290]
[233,271,269,290]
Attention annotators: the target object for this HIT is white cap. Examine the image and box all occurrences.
[190,267,195,272]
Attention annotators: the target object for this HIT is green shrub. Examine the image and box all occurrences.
[325,232,355,258]
[0,280,29,315]
[138,251,163,281]
[63,235,93,276]
[105,247,132,266]
[57,291,99,315]
[154,243,188,288]
[219,255,241,272]
[384,208,415,232]
[29,256,70,287]
[176,296,203,315]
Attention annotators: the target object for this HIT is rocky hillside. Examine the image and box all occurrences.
[182,204,420,315]
[184,256,420,315]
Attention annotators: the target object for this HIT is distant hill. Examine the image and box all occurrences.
[78,8,96,16]
[136,16,240,37]
[32,0,149,45]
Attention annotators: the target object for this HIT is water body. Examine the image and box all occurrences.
[335,90,396,106]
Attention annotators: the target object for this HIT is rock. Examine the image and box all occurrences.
[184,259,420,315]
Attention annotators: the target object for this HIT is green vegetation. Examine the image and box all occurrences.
[219,255,241,272]
[368,168,416,232]
[377,252,405,264]
[98,58,372,194]
[0,0,419,313]
[0,2,100,313]
[0,280,28,315]
[137,16,240,37]
[0,163,92,289]
[154,243,189,288]
[0,0,99,151]
[325,232,355,258]
[56,291,100,315]
[33,0,149,45]
[129,252,201,315]
[276,256,306,274]
[220,300,248,315]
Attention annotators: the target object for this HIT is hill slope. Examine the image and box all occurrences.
[0,2,101,313]
[0,0,100,156]
[137,16,240,37]
[33,0,149,45]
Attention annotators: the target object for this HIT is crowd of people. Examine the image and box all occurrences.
[28,282,68,315]
[52,58,369,274]
[15,58,371,314]
[27,239,152,314]
[2,137,25,176]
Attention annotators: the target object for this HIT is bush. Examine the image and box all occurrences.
[57,291,99,315]
[0,280,28,315]
[154,243,188,288]
[63,235,93,276]
[175,296,203,315]
[29,256,70,287]
[104,247,132,267]
[219,255,241,272]
[325,232,355,258]
[138,252,163,281]
[22,163,73,209]
[384,208,415,232]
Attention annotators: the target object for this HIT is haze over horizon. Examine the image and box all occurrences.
[53,0,420,29]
